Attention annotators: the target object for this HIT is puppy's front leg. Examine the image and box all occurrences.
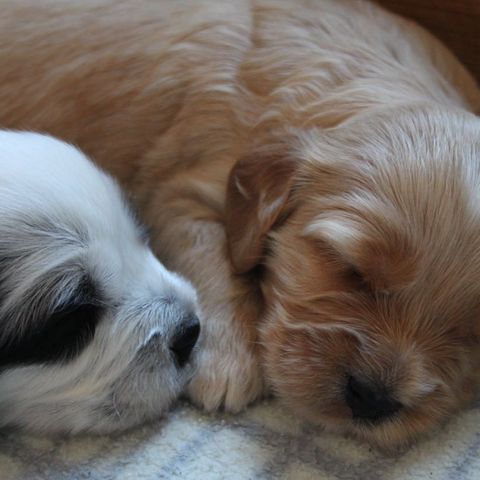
[148,212,266,412]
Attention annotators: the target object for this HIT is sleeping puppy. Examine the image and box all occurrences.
[0,0,480,447]
[0,131,200,434]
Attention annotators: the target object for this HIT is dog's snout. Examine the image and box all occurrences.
[170,314,200,367]
[345,375,402,423]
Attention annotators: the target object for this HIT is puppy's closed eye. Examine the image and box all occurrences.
[305,214,417,293]
[344,265,369,289]
[0,303,102,368]
[309,237,370,291]
[0,278,103,367]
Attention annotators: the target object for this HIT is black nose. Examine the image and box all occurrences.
[170,314,200,367]
[345,375,402,423]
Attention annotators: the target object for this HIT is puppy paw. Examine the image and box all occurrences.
[187,345,265,412]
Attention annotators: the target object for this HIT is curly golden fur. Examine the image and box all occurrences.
[0,0,480,447]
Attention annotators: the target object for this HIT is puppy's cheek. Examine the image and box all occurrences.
[260,320,354,420]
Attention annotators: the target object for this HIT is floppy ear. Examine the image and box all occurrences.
[225,150,296,274]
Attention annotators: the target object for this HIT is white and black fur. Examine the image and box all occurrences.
[0,131,200,434]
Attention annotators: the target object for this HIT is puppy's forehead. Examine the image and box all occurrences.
[300,127,480,261]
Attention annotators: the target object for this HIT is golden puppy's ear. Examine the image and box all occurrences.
[225,152,295,274]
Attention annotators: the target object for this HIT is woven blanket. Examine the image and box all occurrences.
[1,397,479,480]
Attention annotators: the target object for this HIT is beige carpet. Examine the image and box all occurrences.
[1,397,479,480]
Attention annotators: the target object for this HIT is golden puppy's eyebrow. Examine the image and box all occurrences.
[302,217,365,278]
[303,213,418,292]
[302,215,365,268]
[303,216,362,244]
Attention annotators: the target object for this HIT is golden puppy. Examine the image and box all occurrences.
[0,0,480,447]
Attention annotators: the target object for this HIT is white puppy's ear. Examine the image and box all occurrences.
[225,148,296,274]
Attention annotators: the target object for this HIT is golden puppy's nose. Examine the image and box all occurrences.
[346,375,402,422]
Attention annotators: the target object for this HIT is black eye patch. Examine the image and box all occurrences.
[0,276,103,368]
[0,303,102,368]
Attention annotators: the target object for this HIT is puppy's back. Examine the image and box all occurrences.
[0,0,477,183]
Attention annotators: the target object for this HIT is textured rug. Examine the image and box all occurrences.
[1,397,479,480]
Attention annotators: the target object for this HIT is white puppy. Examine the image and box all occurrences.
[0,131,200,434]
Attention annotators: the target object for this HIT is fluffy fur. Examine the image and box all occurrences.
[0,0,479,446]
[0,131,200,434]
